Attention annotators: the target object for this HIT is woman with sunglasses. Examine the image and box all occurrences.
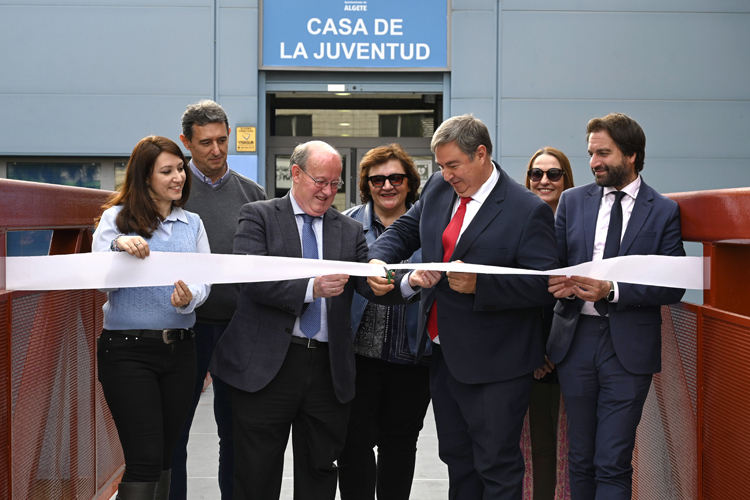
[338,144,430,500]
[93,136,210,500]
[524,147,574,500]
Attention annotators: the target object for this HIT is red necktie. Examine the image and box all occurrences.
[427,197,471,341]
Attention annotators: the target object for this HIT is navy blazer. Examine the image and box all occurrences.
[368,162,559,384]
[547,179,686,375]
[209,194,401,403]
[343,201,430,357]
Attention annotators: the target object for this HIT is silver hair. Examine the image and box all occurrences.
[181,100,229,140]
[430,114,493,160]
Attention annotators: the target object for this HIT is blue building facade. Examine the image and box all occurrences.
[0,0,748,196]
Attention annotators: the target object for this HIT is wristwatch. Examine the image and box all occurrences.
[606,281,615,302]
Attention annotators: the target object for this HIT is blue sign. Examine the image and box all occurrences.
[262,0,448,69]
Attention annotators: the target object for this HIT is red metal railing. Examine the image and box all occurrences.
[629,188,750,500]
[663,188,750,500]
[1,178,122,500]
[1,178,749,500]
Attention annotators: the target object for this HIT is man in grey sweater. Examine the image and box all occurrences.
[169,100,266,500]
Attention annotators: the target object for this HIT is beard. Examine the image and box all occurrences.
[592,160,632,188]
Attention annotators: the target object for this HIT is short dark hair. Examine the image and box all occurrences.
[586,113,646,172]
[431,114,493,160]
[96,136,191,238]
[358,144,421,205]
[525,147,575,191]
[181,100,229,141]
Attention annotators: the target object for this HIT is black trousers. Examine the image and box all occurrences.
[97,330,196,483]
[337,355,431,500]
[528,380,561,500]
[230,343,351,500]
[430,345,533,500]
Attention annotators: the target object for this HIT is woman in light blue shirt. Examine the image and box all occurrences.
[93,136,210,500]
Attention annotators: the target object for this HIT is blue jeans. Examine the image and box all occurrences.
[169,323,234,500]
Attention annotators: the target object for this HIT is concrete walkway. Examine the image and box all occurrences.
[183,384,449,500]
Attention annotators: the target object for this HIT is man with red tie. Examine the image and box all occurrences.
[367,114,559,499]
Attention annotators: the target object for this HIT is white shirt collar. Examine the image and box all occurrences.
[468,162,500,204]
[164,206,189,224]
[603,174,641,201]
[289,191,309,217]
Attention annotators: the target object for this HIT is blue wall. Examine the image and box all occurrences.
[1,0,748,195]
[0,0,259,156]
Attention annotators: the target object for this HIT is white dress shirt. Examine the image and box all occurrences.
[581,175,642,316]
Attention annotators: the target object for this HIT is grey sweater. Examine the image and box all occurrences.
[184,169,266,324]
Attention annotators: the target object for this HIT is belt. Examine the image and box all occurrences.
[290,336,327,349]
[103,328,195,344]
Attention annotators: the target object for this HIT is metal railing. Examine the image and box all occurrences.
[1,178,749,499]
[1,178,121,500]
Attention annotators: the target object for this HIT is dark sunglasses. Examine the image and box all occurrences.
[527,168,565,183]
[368,173,406,187]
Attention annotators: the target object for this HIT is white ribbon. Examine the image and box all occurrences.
[5,253,705,291]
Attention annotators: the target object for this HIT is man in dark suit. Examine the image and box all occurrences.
[209,140,399,500]
[547,113,685,500]
[367,115,559,499]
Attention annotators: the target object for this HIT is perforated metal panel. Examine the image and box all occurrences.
[632,306,699,500]
[94,293,124,492]
[0,295,10,499]
[7,290,119,500]
[702,314,750,500]
[671,307,699,417]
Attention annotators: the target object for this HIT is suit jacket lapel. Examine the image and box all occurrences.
[323,209,342,313]
[584,184,601,260]
[323,209,342,261]
[436,187,456,260]
[451,164,505,261]
[275,194,303,258]
[619,179,654,255]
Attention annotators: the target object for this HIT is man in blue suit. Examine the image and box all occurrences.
[367,115,559,499]
[547,113,685,500]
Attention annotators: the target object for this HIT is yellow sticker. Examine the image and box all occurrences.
[236,126,256,152]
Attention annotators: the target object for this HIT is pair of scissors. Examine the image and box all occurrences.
[383,267,395,285]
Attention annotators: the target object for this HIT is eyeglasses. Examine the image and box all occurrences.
[367,174,406,187]
[527,168,565,183]
[299,168,344,190]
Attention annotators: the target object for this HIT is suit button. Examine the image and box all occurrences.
[285,328,292,333]
[436,284,442,291]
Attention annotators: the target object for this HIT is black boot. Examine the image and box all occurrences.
[155,469,171,500]
[115,481,157,500]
